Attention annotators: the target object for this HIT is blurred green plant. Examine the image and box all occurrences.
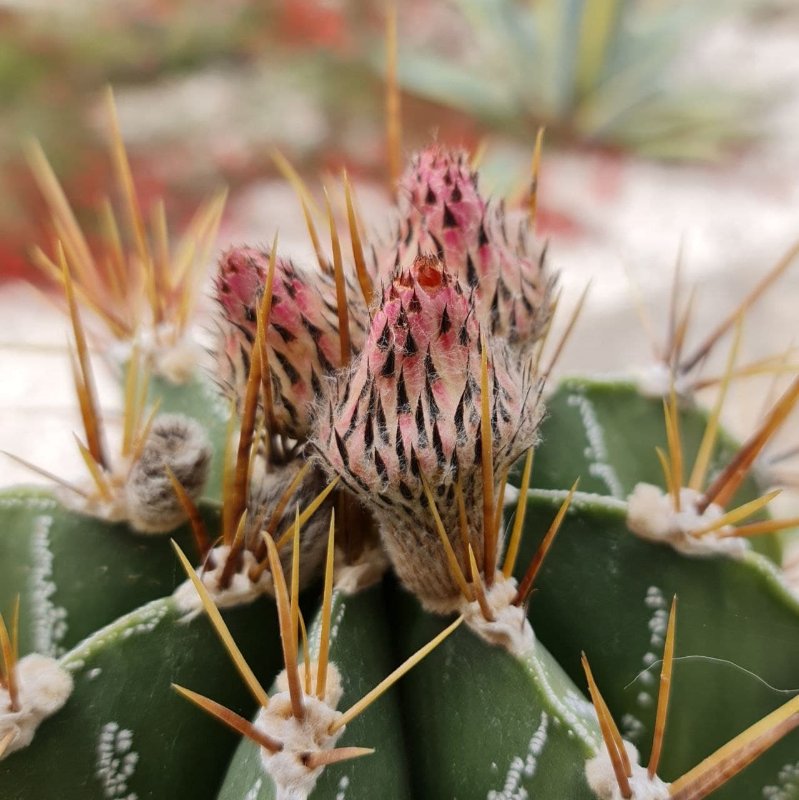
[396,0,753,160]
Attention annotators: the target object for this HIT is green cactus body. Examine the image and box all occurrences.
[0,487,206,656]
[389,584,602,799]
[0,596,282,798]
[515,489,799,799]
[527,377,784,560]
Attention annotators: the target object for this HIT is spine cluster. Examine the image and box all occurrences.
[215,144,552,609]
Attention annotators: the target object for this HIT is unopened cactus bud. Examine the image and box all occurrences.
[373,145,554,349]
[125,414,211,534]
[215,246,368,439]
[316,255,543,610]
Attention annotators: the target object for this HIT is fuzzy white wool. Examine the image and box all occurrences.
[461,575,535,657]
[274,663,343,707]
[256,666,344,800]
[151,336,203,385]
[635,363,691,399]
[56,483,129,526]
[332,545,389,595]
[627,483,748,558]
[173,546,273,616]
[585,741,670,800]
[109,325,200,384]
[0,654,73,758]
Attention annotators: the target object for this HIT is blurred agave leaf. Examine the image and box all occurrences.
[396,0,754,160]
[396,53,520,123]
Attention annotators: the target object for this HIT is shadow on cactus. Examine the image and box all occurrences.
[2,80,799,799]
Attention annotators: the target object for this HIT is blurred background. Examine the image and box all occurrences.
[2,0,799,509]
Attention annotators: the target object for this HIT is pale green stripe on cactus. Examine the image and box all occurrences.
[0,487,217,657]
[217,584,413,800]
[527,377,783,560]
[388,586,602,799]
[0,595,284,799]
[148,372,230,501]
[514,488,799,800]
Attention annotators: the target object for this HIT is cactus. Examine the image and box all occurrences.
[2,91,799,800]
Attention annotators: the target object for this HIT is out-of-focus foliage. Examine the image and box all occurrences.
[396,0,754,161]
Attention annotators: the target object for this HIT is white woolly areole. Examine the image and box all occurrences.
[256,664,344,800]
[274,663,343,707]
[0,653,73,758]
[108,326,201,385]
[586,741,670,800]
[150,335,203,385]
[461,574,535,657]
[333,545,389,595]
[56,479,129,526]
[635,363,691,400]
[627,483,749,558]
[503,483,521,506]
[173,546,273,616]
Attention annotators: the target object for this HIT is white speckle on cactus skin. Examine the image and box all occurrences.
[486,711,549,800]
[335,774,350,800]
[243,777,263,800]
[585,741,670,800]
[516,640,599,754]
[172,546,273,617]
[96,721,139,799]
[637,692,654,709]
[566,391,624,498]
[0,653,73,759]
[621,713,646,743]
[763,760,799,799]
[61,599,170,671]
[255,665,344,800]
[30,513,68,657]
[328,598,347,647]
[630,586,669,717]
[627,483,749,557]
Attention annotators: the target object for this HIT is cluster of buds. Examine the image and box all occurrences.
[215,145,553,612]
